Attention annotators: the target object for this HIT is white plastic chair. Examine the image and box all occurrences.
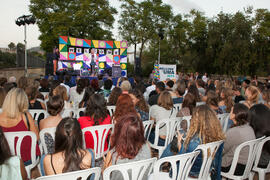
[28,109,48,125]
[107,105,116,117]
[173,103,182,113]
[249,136,270,180]
[217,113,230,132]
[76,107,86,118]
[149,118,182,158]
[178,116,191,133]
[196,102,205,106]
[40,92,49,99]
[4,131,39,178]
[149,151,200,180]
[103,157,157,180]
[188,140,224,180]
[143,120,154,140]
[36,167,101,180]
[39,127,56,154]
[221,136,265,180]
[0,108,2,113]
[82,124,114,159]
[61,108,76,118]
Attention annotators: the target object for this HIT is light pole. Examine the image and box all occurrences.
[158,28,164,65]
[15,15,36,76]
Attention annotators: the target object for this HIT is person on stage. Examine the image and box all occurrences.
[89,48,98,75]
[53,47,60,75]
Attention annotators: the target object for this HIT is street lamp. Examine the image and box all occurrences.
[158,28,164,65]
[15,15,36,76]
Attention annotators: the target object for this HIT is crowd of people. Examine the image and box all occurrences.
[0,72,269,179]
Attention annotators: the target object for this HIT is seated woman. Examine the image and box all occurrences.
[262,89,270,109]
[113,94,138,124]
[205,90,223,114]
[0,88,40,166]
[218,88,234,113]
[249,104,270,169]
[222,103,256,175]
[149,91,175,146]
[0,128,27,180]
[78,94,111,150]
[78,86,95,108]
[243,86,260,108]
[53,85,71,109]
[39,95,64,154]
[25,86,46,110]
[70,79,85,109]
[107,87,122,106]
[129,89,149,121]
[41,117,93,176]
[39,79,50,92]
[161,105,225,178]
[103,112,151,180]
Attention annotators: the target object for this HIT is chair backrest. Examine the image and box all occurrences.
[82,124,114,159]
[40,127,56,154]
[253,136,270,173]
[142,120,154,140]
[196,102,205,106]
[217,113,230,132]
[173,103,182,113]
[0,108,2,113]
[103,158,157,180]
[221,137,264,179]
[107,105,116,117]
[194,140,224,179]
[76,107,86,118]
[40,92,49,98]
[153,151,200,180]
[36,167,101,180]
[149,118,181,158]
[61,108,76,118]
[177,116,191,133]
[28,109,48,125]
[4,131,39,177]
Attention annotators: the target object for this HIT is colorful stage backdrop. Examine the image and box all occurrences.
[59,36,128,76]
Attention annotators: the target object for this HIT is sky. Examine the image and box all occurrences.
[0,0,269,49]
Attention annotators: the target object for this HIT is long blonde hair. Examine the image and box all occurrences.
[246,86,260,105]
[2,88,28,118]
[53,85,68,101]
[184,105,225,149]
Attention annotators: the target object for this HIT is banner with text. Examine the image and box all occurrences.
[159,64,177,81]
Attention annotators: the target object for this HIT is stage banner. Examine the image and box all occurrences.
[159,64,177,81]
[59,36,128,76]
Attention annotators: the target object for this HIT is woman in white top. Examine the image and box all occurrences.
[149,90,175,145]
[0,128,27,180]
[69,79,85,109]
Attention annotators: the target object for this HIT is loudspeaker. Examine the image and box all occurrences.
[135,57,141,76]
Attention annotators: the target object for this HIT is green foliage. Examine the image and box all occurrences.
[29,0,117,52]
[0,51,16,68]
[8,42,16,50]
[119,1,270,76]
[17,43,25,51]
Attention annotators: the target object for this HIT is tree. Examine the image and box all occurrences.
[29,0,117,52]
[17,43,25,51]
[8,42,16,50]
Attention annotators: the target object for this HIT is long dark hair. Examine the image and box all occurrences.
[188,84,201,102]
[0,128,12,165]
[79,87,95,108]
[76,79,85,94]
[248,104,270,154]
[84,94,109,125]
[54,117,87,172]
[232,103,249,127]
[129,89,149,112]
[182,93,196,114]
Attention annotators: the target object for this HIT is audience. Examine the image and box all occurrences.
[79,86,95,108]
[53,85,72,109]
[249,104,270,168]
[41,117,93,176]
[243,86,260,108]
[102,79,113,98]
[120,80,131,94]
[39,79,50,92]
[107,87,122,106]
[17,76,28,91]
[161,105,225,178]
[172,81,186,104]
[222,103,255,175]
[104,113,151,180]
[25,86,46,110]
[69,79,85,109]
[206,90,223,114]
[218,88,234,113]
[0,87,6,108]
[0,88,40,165]
[129,89,149,121]
[262,89,270,109]
[148,81,165,106]
[0,128,27,180]
[188,84,201,102]
[78,94,111,150]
